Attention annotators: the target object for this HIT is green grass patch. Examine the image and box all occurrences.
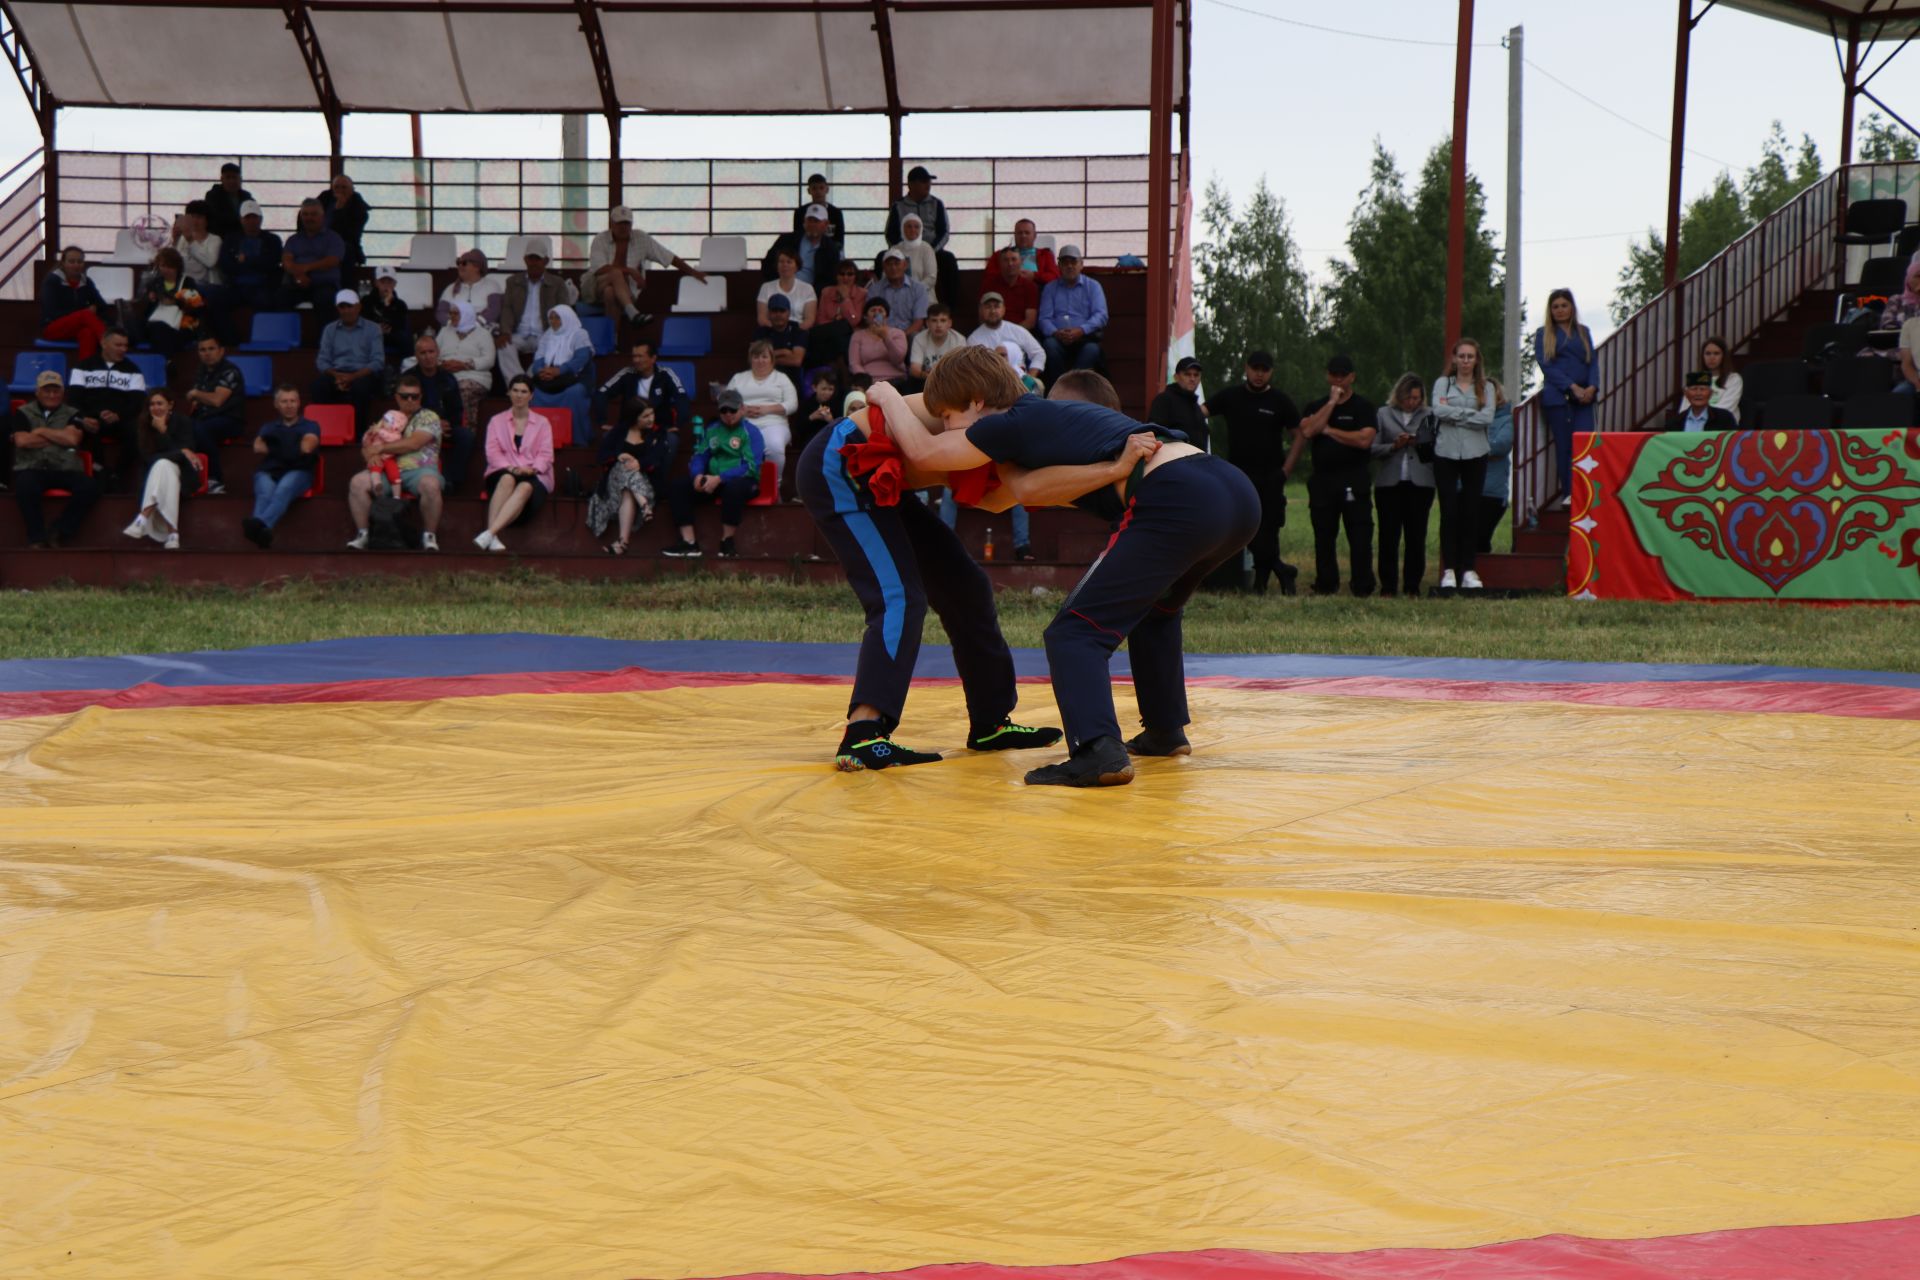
[5,570,1916,673]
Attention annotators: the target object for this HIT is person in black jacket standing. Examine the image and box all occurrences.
[1289,354,1378,597]
[317,174,371,268]
[1206,350,1298,594]
[1149,357,1209,452]
[791,174,847,247]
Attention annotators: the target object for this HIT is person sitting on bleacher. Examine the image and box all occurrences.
[402,333,474,495]
[474,375,553,553]
[219,201,282,313]
[810,259,866,367]
[891,213,940,301]
[756,294,810,394]
[496,237,576,381]
[529,304,595,447]
[310,289,386,434]
[1867,261,1920,362]
[203,163,253,240]
[133,247,205,356]
[435,250,504,331]
[276,200,346,311]
[587,205,706,328]
[978,246,1039,331]
[347,373,445,553]
[661,388,764,561]
[967,291,1044,382]
[1012,219,1059,286]
[593,338,690,440]
[242,383,320,549]
[1899,308,1920,399]
[589,403,662,557]
[123,389,204,550]
[726,340,800,488]
[171,200,224,292]
[9,371,101,549]
[908,302,966,382]
[317,174,371,269]
[431,300,496,430]
[40,245,109,359]
[765,206,842,292]
[792,174,847,250]
[363,266,414,367]
[757,249,818,329]
[1664,371,1739,433]
[185,333,245,495]
[1037,244,1108,384]
[69,326,146,492]
[848,297,907,385]
[869,249,928,340]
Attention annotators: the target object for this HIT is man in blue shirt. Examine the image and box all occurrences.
[275,200,346,311]
[868,250,929,338]
[310,289,386,431]
[1037,245,1109,386]
[244,383,321,548]
[218,200,283,312]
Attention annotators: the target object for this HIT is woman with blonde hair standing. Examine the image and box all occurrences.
[1430,338,1495,591]
[1532,288,1598,506]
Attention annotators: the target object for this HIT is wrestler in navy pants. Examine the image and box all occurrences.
[797,422,1018,734]
[1046,454,1262,750]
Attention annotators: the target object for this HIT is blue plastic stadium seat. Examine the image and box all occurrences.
[8,351,65,394]
[581,313,616,356]
[34,338,80,352]
[240,312,303,353]
[228,354,274,397]
[128,352,169,390]
[659,316,711,358]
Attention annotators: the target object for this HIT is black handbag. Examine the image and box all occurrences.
[1413,410,1439,464]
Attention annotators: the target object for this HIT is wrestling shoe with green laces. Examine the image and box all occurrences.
[835,720,943,772]
[966,720,1065,752]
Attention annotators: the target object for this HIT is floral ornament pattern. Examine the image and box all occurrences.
[1636,429,1920,594]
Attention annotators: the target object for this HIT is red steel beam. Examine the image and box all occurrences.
[1143,0,1173,408]
[1444,0,1473,355]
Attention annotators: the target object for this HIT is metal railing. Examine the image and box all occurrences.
[0,149,45,302]
[1509,164,1903,534]
[47,151,1168,274]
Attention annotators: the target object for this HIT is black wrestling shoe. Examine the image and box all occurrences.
[1124,726,1191,757]
[835,720,942,772]
[966,720,1064,752]
[1024,735,1134,787]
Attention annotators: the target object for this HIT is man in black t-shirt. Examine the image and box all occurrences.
[1289,353,1378,597]
[1205,350,1299,594]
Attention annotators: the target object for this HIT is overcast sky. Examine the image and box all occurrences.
[3,0,1910,351]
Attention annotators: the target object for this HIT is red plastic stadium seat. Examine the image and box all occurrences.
[43,451,94,498]
[541,408,571,445]
[747,460,778,506]
[309,404,356,447]
[303,456,325,499]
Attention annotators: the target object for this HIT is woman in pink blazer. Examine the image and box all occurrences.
[474,374,556,552]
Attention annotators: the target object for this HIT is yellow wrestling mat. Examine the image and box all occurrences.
[3,674,1920,1277]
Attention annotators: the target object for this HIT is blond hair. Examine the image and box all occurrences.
[923,344,1026,415]
[1542,288,1592,362]
[1048,369,1122,411]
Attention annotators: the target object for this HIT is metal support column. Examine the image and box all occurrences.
[1663,0,1697,287]
[872,1,905,196]
[1144,0,1175,408]
[1445,0,1475,353]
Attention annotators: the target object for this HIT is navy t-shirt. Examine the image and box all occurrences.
[965,394,1141,468]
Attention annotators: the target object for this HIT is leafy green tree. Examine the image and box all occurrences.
[1193,177,1325,452]
[1613,172,1756,323]
[1744,121,1823,221]
[1858,113,1919,162]
[1323,139,1509,403]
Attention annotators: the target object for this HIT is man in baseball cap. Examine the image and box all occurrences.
[1038,242,1108,384]
[222,198,281,310]
[310,286,384,426]
[662,387,764,560]
[766,197,843,288]
[1149,355,1210,452]
[11,367,102,548]
[588,203,705,327]
[888,163,954,302]
[793,173,846,245]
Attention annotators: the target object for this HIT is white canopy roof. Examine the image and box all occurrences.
[4,0,1189,115]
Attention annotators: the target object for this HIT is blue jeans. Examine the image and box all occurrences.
[939,489,1028,549]
[1545,400,1594,501]
[1042,335,1104,384]
[252,468,311,529]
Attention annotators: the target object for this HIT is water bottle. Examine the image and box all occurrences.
[983,527,996,562]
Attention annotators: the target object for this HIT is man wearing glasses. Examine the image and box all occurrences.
[345,374,446,551]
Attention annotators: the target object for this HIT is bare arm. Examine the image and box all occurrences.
[990,435,1160,508]
[867,382,991,470]
[1323,425,1377,448]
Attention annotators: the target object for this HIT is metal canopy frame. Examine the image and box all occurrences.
[0,0,1191,403]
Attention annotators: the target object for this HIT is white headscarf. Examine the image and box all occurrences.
[448,298,478,335]
[534,304,592,368]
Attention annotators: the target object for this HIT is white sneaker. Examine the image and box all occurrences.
[122,515,148,540]
[1439,569,1457,590]
[421,532,440,552]
[163,533,180,550]
[488,533,508,553]
[1462,570,1484,590]
[346,530,369,550]
[472,530,496,552]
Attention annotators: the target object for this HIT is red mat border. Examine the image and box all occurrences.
[665,1214,1920,1280]
[2,667,1918,722]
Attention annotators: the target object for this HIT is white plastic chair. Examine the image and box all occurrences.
[103,228,152,266]
[390,269,434,311]
[89,265,135,304]
[504,235,536,267]
[697,235,749,273]
[1035,234,1057,252]
[401,233,458,271]
[671,274,728,313]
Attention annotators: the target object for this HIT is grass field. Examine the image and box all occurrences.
[6,571,1917,673]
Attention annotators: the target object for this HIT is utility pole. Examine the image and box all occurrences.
[1503,25,1523,391]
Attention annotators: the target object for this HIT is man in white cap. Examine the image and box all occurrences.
[588,204,706,327]
[310,287,386,429]
[867,248,929,339]
[497,235,577,380]
[218,198,283,312]
[1037,244,1108,384]
[762,204,841,288]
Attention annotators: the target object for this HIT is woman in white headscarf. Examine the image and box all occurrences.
[529,304,595,447]
[436,298,498,433]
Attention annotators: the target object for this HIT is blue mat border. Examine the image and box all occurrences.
[1,634,1916,695]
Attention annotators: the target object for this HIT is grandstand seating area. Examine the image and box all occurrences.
[2,211,1155,588]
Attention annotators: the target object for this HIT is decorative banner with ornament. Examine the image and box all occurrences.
[1567,427,1920,602]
